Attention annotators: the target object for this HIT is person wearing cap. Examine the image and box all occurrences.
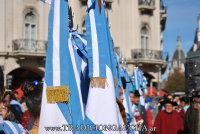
[184,91,200,134]
[152,99,184,134]
[179,97,189,118]
[130,90,148,134]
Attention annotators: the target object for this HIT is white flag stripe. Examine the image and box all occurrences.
[86,66,120,134]
[68,34,85,119]
[88,0,99,77]
[122,89,129,114]
[53,0,60,86]
[38,83,72,134]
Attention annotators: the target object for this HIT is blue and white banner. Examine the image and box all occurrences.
[133,68,148,106]
[133,68,147,91]
[85,0,124,133]
[0,120,29,134]
[39,0,84,133]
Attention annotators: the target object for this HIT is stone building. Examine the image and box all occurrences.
[0,0,167,89]
[185,15,200,91]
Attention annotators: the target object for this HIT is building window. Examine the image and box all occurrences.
[141,26,149,50]
[24,11,37,40]
[24,11,37,51]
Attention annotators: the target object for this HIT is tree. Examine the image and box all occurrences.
[164,68,185,93]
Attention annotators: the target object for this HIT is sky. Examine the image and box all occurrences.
[162,0,200,79]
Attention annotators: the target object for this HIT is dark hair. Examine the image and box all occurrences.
[180,97,189,104]
[2,91,17,102]
[0,130,5,134]
[22,82,43,118]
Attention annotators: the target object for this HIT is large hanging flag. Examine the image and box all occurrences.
[85,0,124,133]
[39,0,84,133]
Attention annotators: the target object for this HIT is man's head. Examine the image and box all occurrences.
[180,97,189,108]
[166,94,173,101]
[164,100,174,113]
[192,91,200,103]
[0,101,10,120]
[130,90,140,105]
[173,95,180,104]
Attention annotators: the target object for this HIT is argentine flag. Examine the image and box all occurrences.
[39,0,84,134]
[0,120,29,134]
[85,0,125,133]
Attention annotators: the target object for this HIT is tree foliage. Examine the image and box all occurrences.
[164,68,185,93]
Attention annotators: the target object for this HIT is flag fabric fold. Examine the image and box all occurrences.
[85,0,124,133]
[39,0,85,133]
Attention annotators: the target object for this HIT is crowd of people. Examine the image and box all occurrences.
[0,80,200,134]
[0,81,43,134]
[120,89,200,134]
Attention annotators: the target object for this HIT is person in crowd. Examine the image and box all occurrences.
[173,102,179,112]
[0,101,12,121]
[144,98,153,131]
[173,95,181,106]
[179,97,189,118]
[184,91,200,134]
[166,94,173,101]
[153,99,184,134]
[0,100,29,133]
[2,91,23,123]
[22,81,43,134]
[158,98,165,111]
[130,90,148,134]
[116,86,126,125]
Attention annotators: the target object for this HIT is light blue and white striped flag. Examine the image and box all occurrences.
[133,68,148,106]
[85,0,124,133]
[0,120,29,134]
[39,0,85,133]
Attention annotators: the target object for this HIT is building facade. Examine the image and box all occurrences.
[185,15,200,92]
[0,0,167,89]
[0,0,49,89]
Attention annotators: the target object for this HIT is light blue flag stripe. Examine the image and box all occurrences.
[86,0,108,78]
[85,1,123,134]
[43,0,84,133]
[0,121,28,134]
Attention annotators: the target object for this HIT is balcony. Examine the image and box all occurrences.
[12,39,47,57]
[130,49,168,65]
[160,5,167,31]
[138,0,156,11]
